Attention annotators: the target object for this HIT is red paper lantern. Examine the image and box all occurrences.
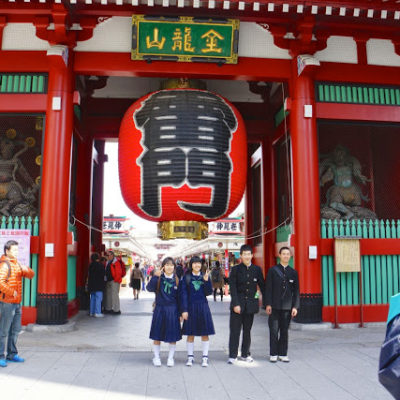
[119,89,247,222]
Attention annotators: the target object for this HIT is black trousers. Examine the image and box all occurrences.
[229,311,254,358]
[213,288,223,300]
[268,309,292,356]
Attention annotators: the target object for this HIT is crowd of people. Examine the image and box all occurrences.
[0,240,397,398]
[0,241,301,370]
[147,244,300,367]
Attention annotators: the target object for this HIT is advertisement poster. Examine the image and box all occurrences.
[0,229,31,267]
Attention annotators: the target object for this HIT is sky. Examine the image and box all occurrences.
[103,141,158,236]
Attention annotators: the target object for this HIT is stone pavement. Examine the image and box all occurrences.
[0,287,392,400]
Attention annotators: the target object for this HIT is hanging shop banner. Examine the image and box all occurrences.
[132,15,239,64]
[0,229,31,267]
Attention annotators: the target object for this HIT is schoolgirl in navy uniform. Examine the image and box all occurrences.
[181,256,215,367]
[147,257,182,367]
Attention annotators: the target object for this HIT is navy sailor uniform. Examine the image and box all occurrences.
[181,273,215,336]
[147,274,182,343]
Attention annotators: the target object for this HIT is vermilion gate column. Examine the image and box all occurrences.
[289,57,322,323]
[37,46,74,324]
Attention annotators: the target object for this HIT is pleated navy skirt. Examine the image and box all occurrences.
[150,304,182,342]
[182,302,215,336]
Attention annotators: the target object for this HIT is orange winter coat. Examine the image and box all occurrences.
[0,255,35,304]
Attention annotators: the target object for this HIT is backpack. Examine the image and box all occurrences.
[118,257,127,278]
[211,268,221,283]
[0,259,11,299]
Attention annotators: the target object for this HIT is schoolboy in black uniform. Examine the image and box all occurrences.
[265,246,300,363]
[228,244,265,364]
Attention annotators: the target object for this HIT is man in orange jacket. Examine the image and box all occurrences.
[0,240,34,367]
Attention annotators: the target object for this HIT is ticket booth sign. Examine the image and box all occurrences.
[132,15,239,64]
[334,238,361,272]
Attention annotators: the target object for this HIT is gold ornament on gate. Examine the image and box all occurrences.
[35,117,44,132]
[6,128,16,139]
[158,221,208,240]
[35,155,42,166]
[25,137,36,147]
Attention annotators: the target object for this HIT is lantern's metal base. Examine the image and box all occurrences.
[158,221,208,240]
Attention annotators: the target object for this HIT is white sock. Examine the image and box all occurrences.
[153,344,160,359]
[168,344,176,360]
[202,340,209,357]
[187,342,194,357]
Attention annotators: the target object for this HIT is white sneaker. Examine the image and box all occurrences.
[152,357,162,367]
[186,356,194,367]
[167,358,174,367]
[279,355,290,362]
[94,314,104,318]
[269,355,278,363]
[201,357,208,367]
[243,356,253,363]
[227,358,236,364]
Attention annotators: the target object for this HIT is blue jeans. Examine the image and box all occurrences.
[90,291,103,315]
[0,302,22,360]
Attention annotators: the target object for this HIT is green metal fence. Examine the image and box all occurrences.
[0,74,48,94]
[321,219,400,306]
[316,82,400,106]
[0,215,39,307]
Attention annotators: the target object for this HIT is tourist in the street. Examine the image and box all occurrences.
[181,256,215,367]
[211,261,225,301]
[130,262,144,300]
[228,244,265,364]
[0,240,35,367]
[87,252,106,317]
[265,246,300,363]
[104,250,123,315]
[147,257,182,367]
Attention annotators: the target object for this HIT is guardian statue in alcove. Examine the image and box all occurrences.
[319,145,377,220]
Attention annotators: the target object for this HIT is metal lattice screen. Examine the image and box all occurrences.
[318,120,400,221]
[0,114,44,218]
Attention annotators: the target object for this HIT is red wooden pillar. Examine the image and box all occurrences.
[75,136,93,308]
[37,46,74,325]
[91,140,106,253]
[289,57,322,323]
[244,152,253,248]
[262,133,277,273]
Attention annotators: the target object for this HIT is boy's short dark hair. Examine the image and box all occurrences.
[279,246,291,254]
[135,262,140,268]
[240,244,253,255]
[91,252,100,262]
[4,240,18,255]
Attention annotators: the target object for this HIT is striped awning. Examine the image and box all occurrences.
[6,0,400,20]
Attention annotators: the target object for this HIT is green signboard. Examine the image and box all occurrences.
[132,16,239,64]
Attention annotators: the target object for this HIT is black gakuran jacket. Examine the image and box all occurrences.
[264,264,300,311]
[229,263,265,314]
